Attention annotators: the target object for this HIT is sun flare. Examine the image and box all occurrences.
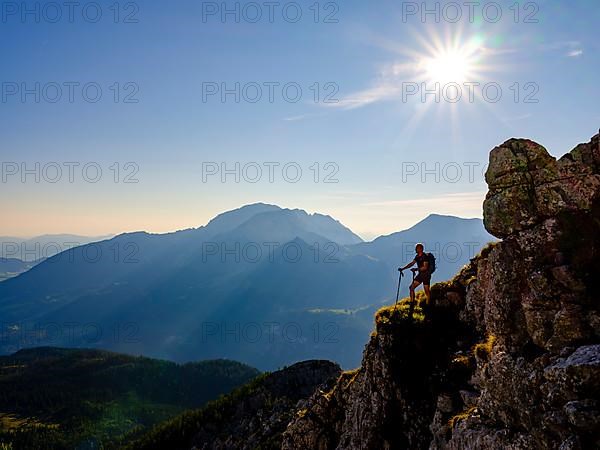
[418,43,481,84]
[408,31,487,85]
[422,50,473,84]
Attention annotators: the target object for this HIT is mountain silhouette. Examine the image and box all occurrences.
[0,257,43,282]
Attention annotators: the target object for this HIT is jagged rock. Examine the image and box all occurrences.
[563,399,599,431]
[444,413,538,450]
[544,345,600,398]
[283,131,600,450]
[483,134,600,238]
[559,435,582,450]
[437,394,454,413]
[459,390,479,408]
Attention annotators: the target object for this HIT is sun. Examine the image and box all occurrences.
[419,47,477,84]
[408,32,486,85]
[423,51,471,83]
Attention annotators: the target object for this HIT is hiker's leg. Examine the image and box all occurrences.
[409,280,421,303]
[416,271,432,306]
[408,280,421,319]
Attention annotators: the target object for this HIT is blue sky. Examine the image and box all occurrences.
[2,0,599,239]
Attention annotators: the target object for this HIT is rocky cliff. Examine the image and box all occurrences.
[282,132,600,449]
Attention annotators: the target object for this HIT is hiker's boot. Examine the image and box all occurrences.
[408,301,415,321]
[421,300,432,316]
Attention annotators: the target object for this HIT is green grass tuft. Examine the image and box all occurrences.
[376,295,426,327]
[473,335,496,361]
[448,406,478,428]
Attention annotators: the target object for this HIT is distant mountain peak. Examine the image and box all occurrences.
[204,203,283,236]
[203,204,363,246]
[407,213,483,232]
[241,202,281,210]
[421,212,480,221]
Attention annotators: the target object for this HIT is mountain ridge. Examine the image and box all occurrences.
[0,206,493,370]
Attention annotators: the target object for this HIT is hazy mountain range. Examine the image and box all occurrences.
[0,258,40,282]
[0,234,113,261]
[0,204,494,369]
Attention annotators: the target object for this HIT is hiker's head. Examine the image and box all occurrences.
[415,243,424,255]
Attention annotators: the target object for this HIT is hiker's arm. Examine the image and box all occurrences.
[400,260,415,271]
[420,261,429,272]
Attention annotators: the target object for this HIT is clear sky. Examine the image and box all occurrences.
[2,0,599,240]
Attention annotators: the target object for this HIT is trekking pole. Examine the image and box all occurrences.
[394,268,404,310]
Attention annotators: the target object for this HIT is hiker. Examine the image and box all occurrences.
[399,243,432,307]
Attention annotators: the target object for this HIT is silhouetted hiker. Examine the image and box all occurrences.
[399,243,433,308]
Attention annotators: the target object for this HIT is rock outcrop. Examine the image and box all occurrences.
[283,131,600,449]
[128,360,341,450]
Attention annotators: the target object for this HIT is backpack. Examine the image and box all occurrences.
[426,252,436,273]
